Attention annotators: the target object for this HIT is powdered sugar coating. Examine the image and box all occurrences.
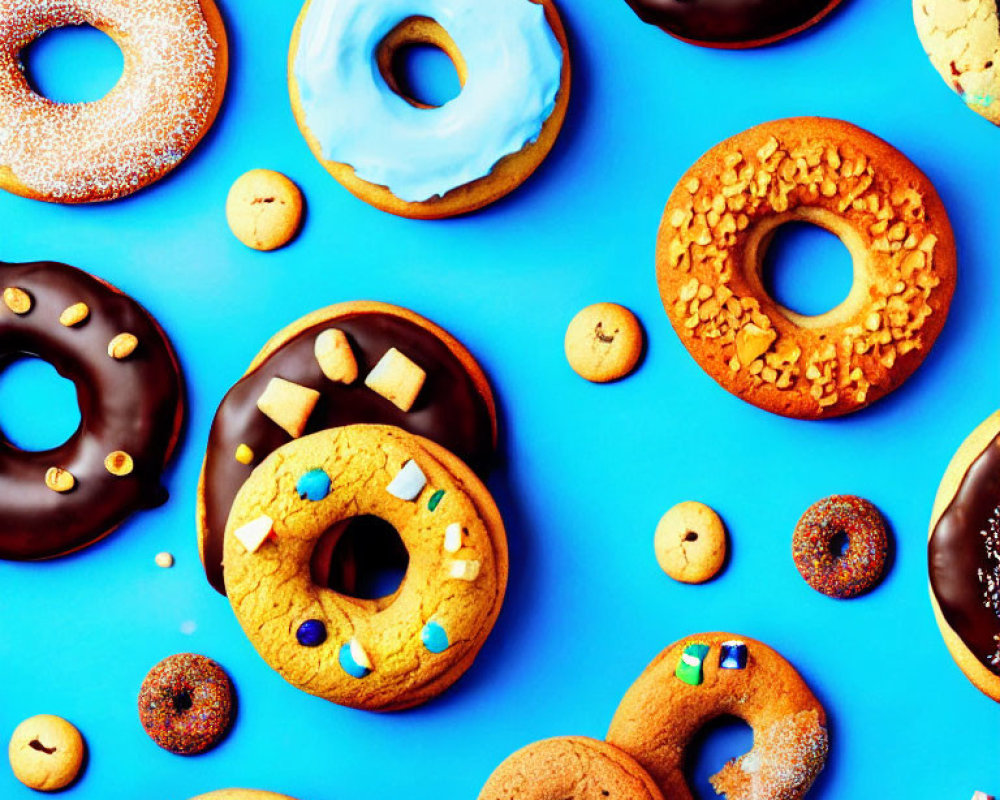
[0,0,223,202]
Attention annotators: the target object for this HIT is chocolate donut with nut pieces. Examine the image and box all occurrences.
[0,260,184,560]
[657,117,955,419]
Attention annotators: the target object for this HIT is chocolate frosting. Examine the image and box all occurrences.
[0,261,184,560]
[929,434,1000,675]
[623,0,841,47]
[201,310,496,594]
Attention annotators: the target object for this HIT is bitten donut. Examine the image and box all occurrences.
[222,424,507,710]
[607,633,828,800]
[288,0,571,218]
[657,117,955,419]
[928,411,1000,701]
[478,737,664,800]
[0,0,228,203]
[0,260,184,560]
[198,301,497,595]
[914,0,1000,126]
[792,495,889,599]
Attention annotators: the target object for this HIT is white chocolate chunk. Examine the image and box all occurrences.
[365,347,426,412]
[444,523,463,553]
[349,638,372,670]
[386,459,426,501]
[314,328,358,384]
[234,515,274,553]
[448,559,481,582]
[256,377,320,438]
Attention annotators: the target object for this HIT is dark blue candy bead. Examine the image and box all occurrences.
[296,619,327,647]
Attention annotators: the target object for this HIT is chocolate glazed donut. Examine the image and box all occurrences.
[0,261,184,560]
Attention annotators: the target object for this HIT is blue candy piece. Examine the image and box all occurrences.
[296,619,327,647]
[421,621,450,654]
[296,469,331,502]
[720,641,748,670]
[339,642,371,679]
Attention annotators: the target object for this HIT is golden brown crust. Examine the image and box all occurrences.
[188,792,299,800]
[657,117,956,419]
[287,0,571,219]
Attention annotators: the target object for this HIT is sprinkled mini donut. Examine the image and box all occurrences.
[608,633,829,800]
[0,0,228,203]
[0,260,184,560]
[792,495,889,599]
[288,0,571,218]
[138,654,234,755]
[222,424,508,710]
[657,117,956,419]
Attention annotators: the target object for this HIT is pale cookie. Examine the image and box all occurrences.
[8,715,85,792]
[565,303,644,382]
[226,169,304,251]
[654,501,726,583]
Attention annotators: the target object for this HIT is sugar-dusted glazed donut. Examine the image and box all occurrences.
[928,411,1000,701]
[0,260,184,560]
[607,633,828,800]
[478,737,664,800]
[657,117,955,419]
[197,301,497,595]
[288,0,570,218]
[222,424,507,710]
[0,0,228,203]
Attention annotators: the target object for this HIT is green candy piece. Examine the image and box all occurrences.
[428,489,445,511]
[675,643,711,686]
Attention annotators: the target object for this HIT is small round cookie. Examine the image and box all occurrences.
[223,424,508,710]
[914,0,1000,126]
[654,501,726,584]
[138,654,235,755]
[565,303,644,383]
[226,170,304,251]
[478,737,664,800]
[190,792,299,800]
[928,410,1000,701]
[657,117,956,419]
[8,715,85,792]
[792,495,889,599]
[607,633,828,800]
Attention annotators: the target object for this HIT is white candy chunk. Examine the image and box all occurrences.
[386,459,426,501]
[349,638,372,670]
[256,377,320,438]
[234,515,274,553]
[448,559,481,582]
[314,328,358,384]
[365,347,426,411]
[444,523,463,553]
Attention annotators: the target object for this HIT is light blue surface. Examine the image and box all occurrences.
[0,0,997,798]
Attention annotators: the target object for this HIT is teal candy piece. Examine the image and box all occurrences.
[428,489,446,511]
[296,469,331,502]
[338,643,371,679]
[421,621,450,653]
[675,642,711,686]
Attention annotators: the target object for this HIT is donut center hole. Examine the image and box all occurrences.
[172,691,193,714]
[23,25,124,104]
[761,222,854,317]
[378,18,465,108]
[829,530,850,558]
[310,515,409,601]
[683,714,754,800]
[28,739,56,754]
[0,357,81,452]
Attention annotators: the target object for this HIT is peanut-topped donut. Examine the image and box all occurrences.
[0,260,184,560]
[607,633,829,800]
[0,0,228,203]
[657,118,956,419]
[223,424,507,710]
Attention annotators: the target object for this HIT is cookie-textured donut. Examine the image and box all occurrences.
[607,633,828,800]
[0,0,228,203]
[657,117,955,419]
[792,495,889,599]
[0,260,184,560]
[928,411,1000,701]
[914,0,1000,126]
[478,737,664,800]
[223,424,507,710]
[8,714,85,792]
[138,653,235,755]
[288,0,570,218]
[623,0,843,49]
[198,301,497,595]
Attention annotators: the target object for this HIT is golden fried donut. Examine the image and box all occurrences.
[223,424,507,710]
[0,0,228,203]
[189,792,299,800]
[657,117,956,419]
[607,633,829,800]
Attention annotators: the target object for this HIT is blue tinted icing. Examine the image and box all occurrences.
[339,643,371,678]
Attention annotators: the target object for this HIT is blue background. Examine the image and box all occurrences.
[0,0,997,797]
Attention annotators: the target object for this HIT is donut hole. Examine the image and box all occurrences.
[0,357,80,452]
[761,222,854,317]
[310,515,409,601]
[377,17,466,108]
[172,691,193,714]
[683,714,754,799]
[684,530,699,542]
[828,530,850,559]
[22,25,124,104]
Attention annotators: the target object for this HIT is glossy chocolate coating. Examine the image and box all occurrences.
[0,261,184,560]
[929,435,1000,675]
[201,310,496,594]
[624,0,842,48]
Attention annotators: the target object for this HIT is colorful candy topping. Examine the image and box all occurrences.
[314,328,358,384]
[296,619,328,647]
[44,467,75,493]
[107,332,139,360]
[971,792,994,800]
[675,642,710,685]
[155,551,174,568]
[421,621,450,653]
[444,522,463,553]
[3,287,31,314]
[58,302,89,327]
[448,559,481,582]
[104,450,134,477]
[720,640,748,670]
[428,489,446,511]
[234,443,254,465]
[365,348,427,412]
[296,468,331,502]
[339,639,373,678]
[234,515,274,553]
[386,459,427,501]
[256,377,320,438]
